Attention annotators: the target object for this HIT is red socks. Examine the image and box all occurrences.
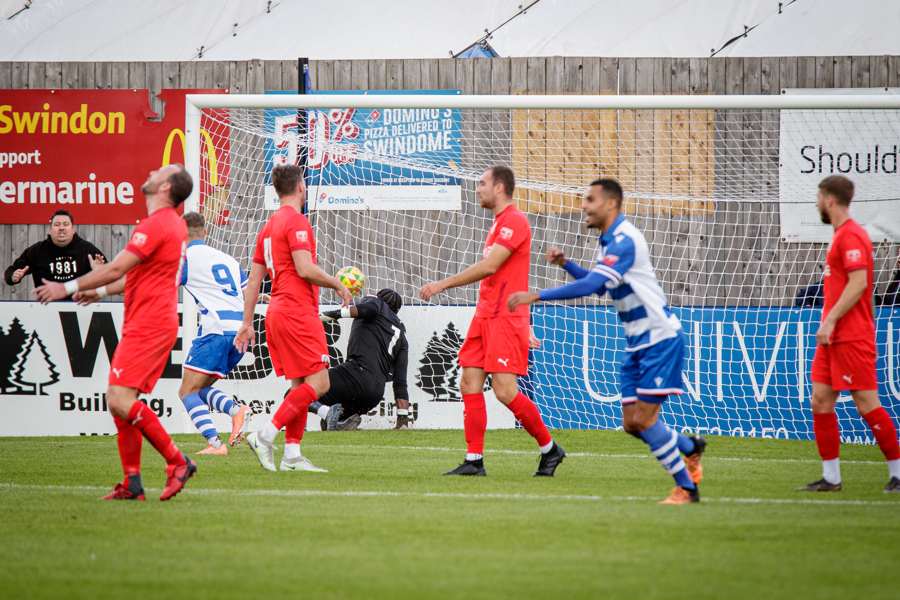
[127,402,185,467]
[273,383,317,442]
[863,407,900,461]
[507,393,552,448]
[113,415,143,476]
[463,393,487,455]
[813,412,841,461]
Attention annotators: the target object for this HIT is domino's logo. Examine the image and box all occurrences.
[320,192,328,201]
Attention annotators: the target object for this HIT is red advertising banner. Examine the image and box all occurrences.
[0,89,229,224]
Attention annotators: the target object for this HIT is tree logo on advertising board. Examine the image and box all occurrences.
[0,318,59,395]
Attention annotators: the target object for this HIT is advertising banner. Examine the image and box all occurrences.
[779,87,900,243]
[4,301,897,439]
[0,89,229,224]
[0,301,514,436]
[531,305,900,442]
[261,90,462,211]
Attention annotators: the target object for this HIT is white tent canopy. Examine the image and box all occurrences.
[0,0,897,62]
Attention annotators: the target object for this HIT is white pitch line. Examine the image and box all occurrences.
[1,482,898,507]
[0,440,888,465]
[299,443,887,466]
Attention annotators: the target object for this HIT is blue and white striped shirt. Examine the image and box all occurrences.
[592,214,682,351]
[180,240,248,336]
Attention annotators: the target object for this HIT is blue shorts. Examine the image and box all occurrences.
[184,333,245,379]
[620,332,684,405]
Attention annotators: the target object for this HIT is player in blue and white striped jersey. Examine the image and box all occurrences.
[507,179,707,504]
[178,212,253,455]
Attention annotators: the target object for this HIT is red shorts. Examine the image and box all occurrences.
[459,315,529,375]
[265,310,329,379]
[109,326,178,394]
[811,338,877,391]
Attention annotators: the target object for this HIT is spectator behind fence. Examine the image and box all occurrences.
[876,248,900,307]
[4,209,107,294]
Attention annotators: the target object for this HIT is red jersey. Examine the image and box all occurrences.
[253,205,318,314]
[823,219,874,343]
[122,207,187,333]
[476,204,531,318]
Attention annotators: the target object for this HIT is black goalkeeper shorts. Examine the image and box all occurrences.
[318,361,385,417]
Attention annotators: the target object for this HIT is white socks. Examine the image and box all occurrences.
[208,436,223,448]
[822,458,841,484]
[227,405,241,418]
[888,459,900,480]
[317,405,330,420]
[539,441,554,454]
[283,443,302,461]
[258,422,279,446]
[466,453,483,461]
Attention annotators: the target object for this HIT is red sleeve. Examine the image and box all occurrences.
[840,232,870,273]
[125,218,163,262]
[287,213,312,252]
[252,232,266,266]
[494,211,530,252]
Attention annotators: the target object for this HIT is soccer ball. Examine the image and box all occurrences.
[336,266,365,295]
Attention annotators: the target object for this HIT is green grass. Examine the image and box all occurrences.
[1,429,898,600]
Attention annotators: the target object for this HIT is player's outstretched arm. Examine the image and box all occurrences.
[291,249,352,307]
[507,271,611,312]
[33,250,140,304]
[419,244,512,301]
[235,262,266,353]
[74,276,126,305]
[320,299,384,322]
[816,269,867,345]
[547,245,590,280]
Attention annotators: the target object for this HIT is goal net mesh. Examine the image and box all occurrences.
[192,99,900,442]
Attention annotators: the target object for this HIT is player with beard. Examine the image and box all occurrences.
[796,175,900,493]
[235,164,352,473]
[508,178,706,504]
[35,165,196,501]
[420,165,564,477]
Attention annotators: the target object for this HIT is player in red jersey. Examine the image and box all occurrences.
[34,165,197,501]
[797,175,900,494]
[235,164,352,473]
[419,165,564,477]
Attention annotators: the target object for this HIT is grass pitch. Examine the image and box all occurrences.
[1,429,898,600]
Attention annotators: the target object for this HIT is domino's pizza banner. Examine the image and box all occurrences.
[2,301,898,441]
[262,90,462,211]
[0,88,229,225]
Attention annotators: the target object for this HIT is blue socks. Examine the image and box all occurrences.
[639,420,696,490]
[181,392,219,442]
[199,387,239,417]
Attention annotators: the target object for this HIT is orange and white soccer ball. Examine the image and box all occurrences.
[336,266,365,295]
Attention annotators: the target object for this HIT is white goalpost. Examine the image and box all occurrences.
[183,91,900,440]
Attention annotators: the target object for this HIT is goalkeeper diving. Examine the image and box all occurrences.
[314,289,411,430]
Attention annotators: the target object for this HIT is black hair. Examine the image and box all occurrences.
[377,288,403,313]
[166,164,193,206]
[50,209,74,225]
[589,178,623,208]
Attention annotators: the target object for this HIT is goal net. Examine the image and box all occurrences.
[185,92,900,442]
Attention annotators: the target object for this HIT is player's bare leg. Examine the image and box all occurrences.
[104,385,196,501]
[623,400,701,504]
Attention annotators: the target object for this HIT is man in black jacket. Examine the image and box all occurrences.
[877,248,900,307]
[312,288,411,430]
[4,209,106,293]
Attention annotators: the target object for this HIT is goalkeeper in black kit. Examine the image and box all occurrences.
[312,288,411,430]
